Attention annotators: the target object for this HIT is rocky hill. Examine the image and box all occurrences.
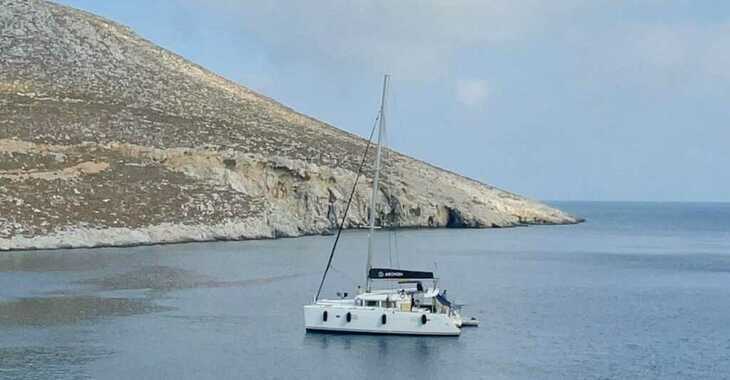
[0,0,581,251]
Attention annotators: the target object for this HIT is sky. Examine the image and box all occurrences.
[57,0,730,202]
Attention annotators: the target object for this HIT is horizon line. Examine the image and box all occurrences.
[545,199,730,204]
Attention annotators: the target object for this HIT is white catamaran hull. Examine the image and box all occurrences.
[304,304,461,336]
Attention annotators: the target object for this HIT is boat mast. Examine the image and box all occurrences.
[366,74,388,292]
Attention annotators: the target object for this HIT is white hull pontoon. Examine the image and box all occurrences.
[304,305,461,336]
[306,286,463,336]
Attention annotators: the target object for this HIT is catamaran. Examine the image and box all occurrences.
[304,75,476,336]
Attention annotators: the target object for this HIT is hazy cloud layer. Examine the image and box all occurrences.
[182,1,730,85]
[182,0,583,80]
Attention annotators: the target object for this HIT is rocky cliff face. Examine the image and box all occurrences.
[0,0,582,251]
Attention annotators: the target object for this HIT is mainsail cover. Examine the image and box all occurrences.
[368,268,434,280]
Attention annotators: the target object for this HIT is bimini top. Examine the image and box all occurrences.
[368,268,434,280]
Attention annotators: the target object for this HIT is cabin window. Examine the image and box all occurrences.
[366,301,378,307]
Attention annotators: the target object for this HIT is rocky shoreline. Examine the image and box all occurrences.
[0,218,585,252]
[0,221,274,251]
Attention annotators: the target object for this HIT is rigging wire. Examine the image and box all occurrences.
[314,112,380,301]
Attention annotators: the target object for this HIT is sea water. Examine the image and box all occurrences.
[1,202,729,379]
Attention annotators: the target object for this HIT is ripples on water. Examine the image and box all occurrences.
[1,202,729,379]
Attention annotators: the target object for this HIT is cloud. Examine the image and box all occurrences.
[181,0,583,80]
[173,0,730,94]
[456,79,489,108]
[569,20,730,90]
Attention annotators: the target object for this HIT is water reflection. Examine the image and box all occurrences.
[0,345,112,380]
[302,332,452,377]
[79,266,208,291]
[0,296,172,327]
[0,249,145,273]
[79,266,309,291]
